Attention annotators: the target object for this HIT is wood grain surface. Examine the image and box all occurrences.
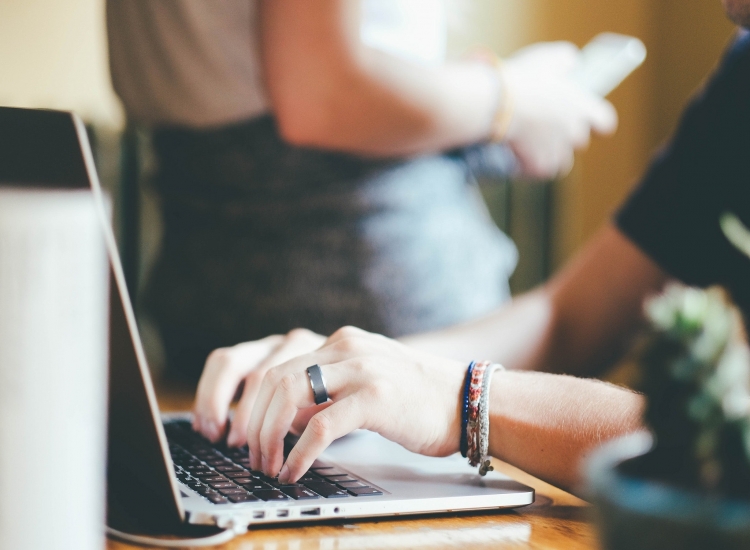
[107,385,599,550]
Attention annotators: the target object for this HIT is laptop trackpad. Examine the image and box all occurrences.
[320,430,531,498]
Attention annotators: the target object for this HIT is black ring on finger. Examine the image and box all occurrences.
[306,364,330,405]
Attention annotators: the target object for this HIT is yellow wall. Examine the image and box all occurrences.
[0,0,122,127]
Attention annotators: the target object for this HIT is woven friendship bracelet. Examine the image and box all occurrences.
[466,360,491,467]
[478,364,504,476]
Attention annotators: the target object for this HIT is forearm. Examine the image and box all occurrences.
[261,0,499,157]
[489,370,644,494]
[399,290,557,370]
[275,52,499,157]
[402,225,669,376]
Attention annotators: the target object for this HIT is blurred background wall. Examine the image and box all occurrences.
[0,0,737,284]
[449,0,735,275]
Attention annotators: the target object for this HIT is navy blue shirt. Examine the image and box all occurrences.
[617,31,750,317]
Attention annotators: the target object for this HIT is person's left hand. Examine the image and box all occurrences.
[193,328,326,446]
[243,326,466,484]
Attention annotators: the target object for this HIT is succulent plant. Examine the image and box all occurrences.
[636,211,750,498]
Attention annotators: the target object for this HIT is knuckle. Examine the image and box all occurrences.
[367,378,390,402]
[308,413,332,440]
[332,325,362,340]
[286,327,313,341]
[206,347,232,370]
[278,372,299,395]
[262,365,284,387]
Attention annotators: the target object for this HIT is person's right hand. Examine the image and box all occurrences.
[192,328,326,447]
[502,41,618,179]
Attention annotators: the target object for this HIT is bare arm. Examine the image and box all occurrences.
[401,224,670,376]
[260,0,498,156]
[259,0,616,171]
[489,370,643,492]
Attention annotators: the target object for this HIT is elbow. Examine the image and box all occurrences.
[275,109,324,148]
[271,89,342,149]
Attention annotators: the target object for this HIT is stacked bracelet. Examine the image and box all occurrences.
[460,361,476,458]
[461,360,505,476]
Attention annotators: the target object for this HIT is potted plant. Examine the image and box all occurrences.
[587,231,750,549]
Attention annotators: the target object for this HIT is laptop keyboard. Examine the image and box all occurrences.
[164,420,383,505]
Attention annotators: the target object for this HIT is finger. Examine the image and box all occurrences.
[278,396,365,484]
[323,325,372,346]
[226,371,264,447]
[259,369,313,476]
[290,402,330,435]
[245,348,352,470]
[226,329,325,446]
[193,336,281,442]
[587,98,618,135]
[257,361,358,476]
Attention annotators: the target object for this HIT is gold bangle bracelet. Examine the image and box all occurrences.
[489,58,515,143]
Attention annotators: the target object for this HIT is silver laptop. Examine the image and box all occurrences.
[0,107,533,536]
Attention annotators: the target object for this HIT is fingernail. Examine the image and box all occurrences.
[278,464,290,484]
[204,420,219,442]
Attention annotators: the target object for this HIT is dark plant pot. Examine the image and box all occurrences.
[586,433,750,550]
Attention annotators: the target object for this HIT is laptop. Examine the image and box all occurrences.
[0,106,533,539]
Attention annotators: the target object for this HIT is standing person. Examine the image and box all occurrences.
[107,0,617,383]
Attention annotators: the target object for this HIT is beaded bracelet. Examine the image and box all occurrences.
[460,361,476,458]
[462,360,505,475]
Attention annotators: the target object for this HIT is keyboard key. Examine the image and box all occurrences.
[253,489,290,502]
[205,458,230,466]
[240,481,273,491]
[304,482,349,498]
[337,481,366,489]
[224,470,251,478]
[216,466,245,473]
[228,493,259,503]
[194,471,221,480]
[282,487,319,500]
[312,468,346,476]
[208,481,237,489]
[325,475,356,483]
[232,477,253,485]
[347,487,383,496]
[206,494,228,504]
[218,487,247,496]
[202,475,229,483]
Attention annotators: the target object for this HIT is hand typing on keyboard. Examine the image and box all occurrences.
[165,421,383,503]
[212,326,466,484]
[193,328,326,447]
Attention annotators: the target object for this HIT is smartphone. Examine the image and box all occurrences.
[572,33,647,97]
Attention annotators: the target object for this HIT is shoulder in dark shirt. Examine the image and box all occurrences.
[616,31,750,316]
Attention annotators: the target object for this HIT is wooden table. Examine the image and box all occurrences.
[107,386,599,550]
